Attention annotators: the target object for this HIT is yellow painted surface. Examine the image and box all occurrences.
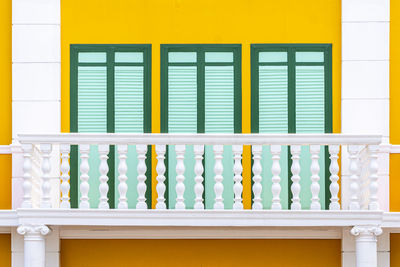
[0,0,12,210]
[61,0,341,208]
[0,235,11,267]
[61,239,340,267]
[390,0,400,211]
[392,234,400,266]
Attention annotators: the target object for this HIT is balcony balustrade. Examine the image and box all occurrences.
[16,133,382,216]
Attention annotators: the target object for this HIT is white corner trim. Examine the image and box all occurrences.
[0,145,12,154]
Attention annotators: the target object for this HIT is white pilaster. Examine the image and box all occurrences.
[12,1,61,267]
[351,226,382,267]
[341,0,390,212]
[17,225,51,267]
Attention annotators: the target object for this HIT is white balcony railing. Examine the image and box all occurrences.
[17,133,382,212]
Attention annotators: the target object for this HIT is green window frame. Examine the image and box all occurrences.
[70,44,152,209]
[251,44,332,209]
[161,44,242,208]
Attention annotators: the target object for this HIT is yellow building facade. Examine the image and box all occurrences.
[1,0,400,266]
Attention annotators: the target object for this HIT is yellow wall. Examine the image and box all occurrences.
[61,239,341,267]
[0,0,12,210]
[0,235,11,267]
[390,0,400,211]
[61,0,341,209]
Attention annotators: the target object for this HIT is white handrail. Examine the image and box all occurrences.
[18,133,382,145]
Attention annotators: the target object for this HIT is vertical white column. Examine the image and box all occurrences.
[136,144,148,210]
[270,145,282,210]
[98,144,109,209]
[232,145,243,210]
[328,145,340,210]
[309,145,321,210]
[342,0,389,211]
[193,145,204,210]
[213,145,224,210]
[40,144,52,208]
[12,0,61,265]
[21,143,33,208]
[117,144,128,209]
[155,145,167,209]
[252,145,262,210]
[290,145,301,210]
[350,226,382,267]
[17,225,51,267]
[79,144,90,209]
[175,144,186,210]
[60,144,70,209]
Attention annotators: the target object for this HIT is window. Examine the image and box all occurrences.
[70,44,152,209]
[161,44,241,209]
[251,44,332,209]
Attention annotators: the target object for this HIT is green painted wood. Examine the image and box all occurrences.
[251,44,332,210]
[161,45,241,209]
[70,44,151,209]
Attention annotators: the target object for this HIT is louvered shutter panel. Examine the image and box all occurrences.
[204,65,234,133]
[259,65,288,133]
[295,65,326,209]
[115,66,144,133]
[168,66,197,133]
[77,66,107,133]
[295,66,325,133]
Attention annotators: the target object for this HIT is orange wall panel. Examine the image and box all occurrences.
[61,239,341,267]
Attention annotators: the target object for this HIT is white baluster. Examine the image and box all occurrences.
[21,144,33,208]
[175,145,186,210]
[310,145,321,210]
[232,145,243,210]
[136,144,148,210]
[348,145,361,210]
[98,144,109,209]
[368,145,379,210]
[79,144,90,209]
[213,145,224,210]
[40,144,52,208]
[117,144,128,209]
[194,145,204,210]
[60,144,71,209]
[290,145,301,210]
[252,145,262,210]
[155,145,166,209]
[271,145,282,210]
[329,145,340,210]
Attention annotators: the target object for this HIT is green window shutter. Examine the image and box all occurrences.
[259,65,288,133]
[162,45,241,210]
[168,66,198,133]
[251,44,332,210]
[295,66,325,133]
[71,45,151,209]
[115,66,144,133]
[204,65,234,133]
[77,66,107,133]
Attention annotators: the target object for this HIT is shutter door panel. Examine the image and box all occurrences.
[115,66,144,133]
[258,65,289,209]
[168,66,197,133]
[77,66,107,133]
[77,66,107,208]
[295,65,326,209]
[259,66,288,133]
[114,65,145,208]
[204,65,235,209]
[295,66,325,133]
[168,65,197,209]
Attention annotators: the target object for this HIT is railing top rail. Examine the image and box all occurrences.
[17,133,382,145]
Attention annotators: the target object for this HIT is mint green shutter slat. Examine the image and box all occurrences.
[258,65,289,209]
[295,66,325,133]
[204,65,235,209]
[259,66,288,133]
[168,66,197,133]
[77,66,107,208]
[115,66,144,133]
[168,65,197,209]
[296,65,326,209]
[205,66,234,133]
[77,66,107,133]
[114,65,145,208]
